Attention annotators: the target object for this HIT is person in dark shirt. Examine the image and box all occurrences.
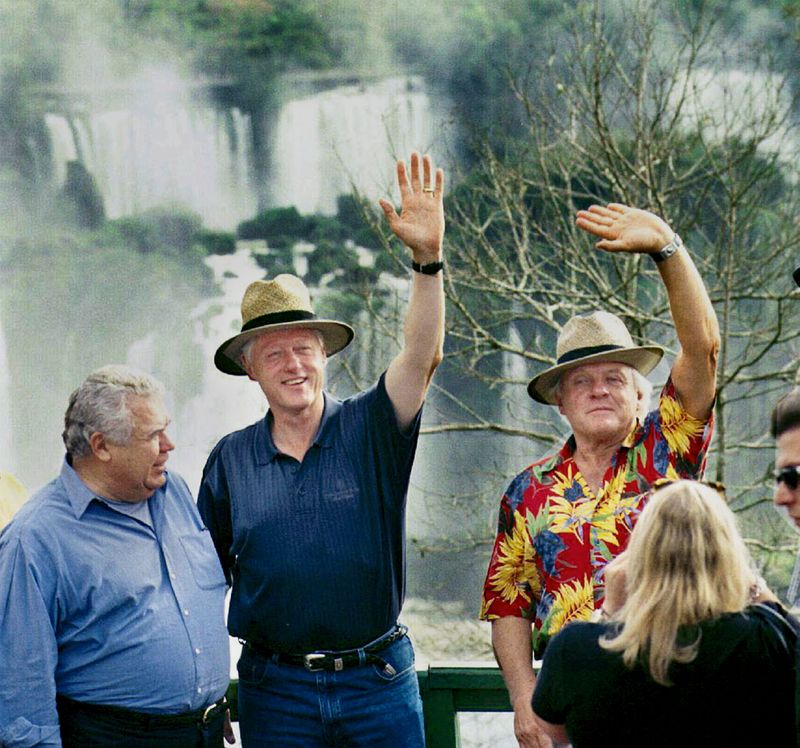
[198,152,445,747]
[531,479,795,748]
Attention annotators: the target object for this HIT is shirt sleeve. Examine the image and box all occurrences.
[0,535,62,747]
[653,376,714,479]
[345,372,423,512]
[480,470,538,621]
[197,440,235,587]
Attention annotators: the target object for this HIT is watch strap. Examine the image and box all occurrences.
[411,260,444,275]
[651,234,683,263]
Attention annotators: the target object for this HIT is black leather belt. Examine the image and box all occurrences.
[245,624,407,673]
[56,693,227,727]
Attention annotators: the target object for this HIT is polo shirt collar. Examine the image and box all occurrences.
[256,392,343,463]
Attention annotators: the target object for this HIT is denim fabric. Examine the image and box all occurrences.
[237,636,425,747]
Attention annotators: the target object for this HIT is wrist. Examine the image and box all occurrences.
[411,259,444,275]
[650,233,683,263]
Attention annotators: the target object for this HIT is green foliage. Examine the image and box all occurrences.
[238,206,310,241]
[93,206,206,264]
[194,229,236,255]
[128,0,339,76]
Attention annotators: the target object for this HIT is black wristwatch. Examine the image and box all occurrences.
[411,260,444,275]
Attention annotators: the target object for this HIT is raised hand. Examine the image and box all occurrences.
[576,203,674,256]
[379,151,444,264]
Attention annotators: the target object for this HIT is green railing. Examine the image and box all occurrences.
[224,663,511,748]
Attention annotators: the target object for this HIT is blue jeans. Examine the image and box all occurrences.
[237,635,425,747]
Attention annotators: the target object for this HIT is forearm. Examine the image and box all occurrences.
[657,244,719,417]
[492,617,537,707]
[657,244,720,364]
[401,270,445,378]
[385,269,445,429]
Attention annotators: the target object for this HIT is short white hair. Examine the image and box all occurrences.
[63,365,164,457]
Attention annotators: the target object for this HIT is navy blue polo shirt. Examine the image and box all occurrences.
[197,373,422,653]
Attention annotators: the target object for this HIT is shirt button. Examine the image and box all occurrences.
[170,573,177,580]
[197,687,202,694]
[195,648,201,655]
[183,609,190,616]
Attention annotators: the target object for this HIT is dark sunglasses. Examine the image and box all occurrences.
[774,466,800,490]
[650,478,726,496]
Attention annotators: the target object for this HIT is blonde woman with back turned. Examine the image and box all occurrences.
[531,480,796,748]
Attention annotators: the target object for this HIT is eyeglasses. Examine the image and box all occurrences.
[774,466,800,490]
[650,478,726,496]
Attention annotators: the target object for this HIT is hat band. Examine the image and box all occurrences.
[557,344,624,365]
[241,309,317,332]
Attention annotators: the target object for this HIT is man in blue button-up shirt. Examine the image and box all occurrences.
[0,365,231,748]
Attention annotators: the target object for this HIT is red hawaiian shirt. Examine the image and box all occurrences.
[480,377,714,657]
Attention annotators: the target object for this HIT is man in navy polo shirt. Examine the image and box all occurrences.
[198,151,445,747]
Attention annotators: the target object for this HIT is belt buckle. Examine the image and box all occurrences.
[201,698,224,725]
[303,653,328,672]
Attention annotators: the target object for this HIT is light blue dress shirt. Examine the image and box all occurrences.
[0,458,230,748]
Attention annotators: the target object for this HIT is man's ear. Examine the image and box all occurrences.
[241,354,257,382]
[89,431,112,462]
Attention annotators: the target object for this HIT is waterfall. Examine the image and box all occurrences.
[268,76,438,215]
[42,75,443,229]
[168,246,269,495]
[44,105,257,230]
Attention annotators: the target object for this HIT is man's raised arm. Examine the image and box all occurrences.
[576,203,719,419]
[380,151,446,430]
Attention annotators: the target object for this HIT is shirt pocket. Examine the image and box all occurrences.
[178,531,227,590]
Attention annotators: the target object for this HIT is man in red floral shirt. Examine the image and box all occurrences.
[480,203,719,748]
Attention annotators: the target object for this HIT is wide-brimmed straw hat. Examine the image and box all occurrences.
[214,274,354,376]
[527,311,664,405]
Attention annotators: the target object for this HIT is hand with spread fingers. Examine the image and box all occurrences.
[576,202,675,256]
[379,151,444,265]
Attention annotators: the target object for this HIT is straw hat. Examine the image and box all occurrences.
[527,311,664,405]
[214,274,354,376]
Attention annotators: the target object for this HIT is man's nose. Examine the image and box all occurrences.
[160,432,175,452]
[774,481,796,506]
[590,380,609,396]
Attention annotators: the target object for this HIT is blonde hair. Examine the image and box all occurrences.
[600,480,752,686]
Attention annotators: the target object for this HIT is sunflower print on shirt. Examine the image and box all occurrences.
[480,377,713,657]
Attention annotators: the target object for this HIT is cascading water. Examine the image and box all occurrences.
[268,76,437,215]
[168,246,269,496]
[43,74,442,230]
[44,104,257,230]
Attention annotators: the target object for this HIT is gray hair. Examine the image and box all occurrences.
[554,365,654,422]
[240,328,326,368]
[63,365,165,457]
